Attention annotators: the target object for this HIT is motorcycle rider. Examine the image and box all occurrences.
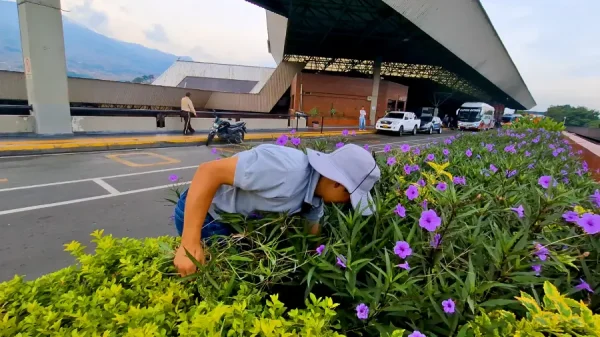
[173,143,381,277]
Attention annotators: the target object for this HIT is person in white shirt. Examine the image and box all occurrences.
[180,92,196,135]
[359,106,367,131]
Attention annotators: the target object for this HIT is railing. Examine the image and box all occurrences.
[566,127,600,142]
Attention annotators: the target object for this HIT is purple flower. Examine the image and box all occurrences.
[336,255,347,268]
[394,204,406,218]
[336,142,344,149]
[430,233,442,249]
[276,134,289,146]
[506,169,518,178]
[211,148,218,155]
[351,130,356,136]
[560,170,568,176]
[577,213,600,235]
[525,151,531,157]
[552,150,559,157]
[342,129,349,136]
[290,129,296,135]
[356,303,369,320]
[511,205,525,218]
[363,144,369,151]
[394,241,412,259]
[401,144,411,152]
[419,209,442,232]
[291,137,301,146]
[444,138,452,145]
[387,157,396,166]
[538,175,552,189]
[443,148,450,156]
[426,153,435,161]
[421,199,428,210]
[316,245,325,256]
[575,279,594,293]
[532,137,540,143]
[534,243,549,261]
[562,211,579,223]
[383,144,392,153]
[406,185,419,201]
[532,264,542,276]
[490,164,498,173]
[486,144,494,152]
[403,164,412,175]
[453,176,467,185]
[465,149,473,157]
[504,145,516,154]
[436,182,448,192]
[413,147,421,155]
[590,190,600,208]
[397,262,410,270]
[528,163,535,169]
[442,299,456,314]
[563,177,569,184]
[168,174,179,182]
[418,179,426,187]
[412,164,421,172]
[408,331,426,337]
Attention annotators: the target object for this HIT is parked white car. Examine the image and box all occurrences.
[376,111,421,136]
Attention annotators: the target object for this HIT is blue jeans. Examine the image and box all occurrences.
[359,116,366,130]
[173,189,232,239]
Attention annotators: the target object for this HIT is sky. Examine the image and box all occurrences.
[7,0,600,111]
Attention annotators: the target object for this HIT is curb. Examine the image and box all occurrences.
[0,130,376,156]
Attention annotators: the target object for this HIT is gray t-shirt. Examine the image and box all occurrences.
[209,144,324,222]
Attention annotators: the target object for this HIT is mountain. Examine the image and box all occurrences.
[0,1,189,81]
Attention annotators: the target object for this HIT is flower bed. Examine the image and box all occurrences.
[1,128,599,337]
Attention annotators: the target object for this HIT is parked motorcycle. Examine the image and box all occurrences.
[205,116,247,146]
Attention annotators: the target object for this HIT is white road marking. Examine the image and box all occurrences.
[0,165,198,192]
[0,182,191,216]
[92,178,120,195]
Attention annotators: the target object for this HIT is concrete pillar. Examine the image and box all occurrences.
[18,0,72,135]
[369,58,382,125]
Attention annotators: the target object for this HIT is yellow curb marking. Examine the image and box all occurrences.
[0,131,376,152]
[106,152,181,167]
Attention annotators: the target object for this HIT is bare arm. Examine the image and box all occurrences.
[188,98,196,115]
[174,156,237,276]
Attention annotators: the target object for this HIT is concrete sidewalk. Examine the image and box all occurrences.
[0,129,374,156]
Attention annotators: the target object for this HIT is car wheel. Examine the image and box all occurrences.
[412,126,417,135]
[398,126,404,136]
[438,127,442,134]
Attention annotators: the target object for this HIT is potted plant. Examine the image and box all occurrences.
[309,107,320,128]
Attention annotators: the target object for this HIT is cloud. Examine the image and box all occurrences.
[145,24,169,43]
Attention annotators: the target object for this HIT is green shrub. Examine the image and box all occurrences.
[506,114,565,131]
[461,281,600,336]
[0,230,346,337]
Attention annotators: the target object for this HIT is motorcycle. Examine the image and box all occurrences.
[205,116,247,146]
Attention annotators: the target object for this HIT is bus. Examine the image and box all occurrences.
[457,102,495,131]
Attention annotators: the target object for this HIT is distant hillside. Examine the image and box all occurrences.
[0,1,191,81]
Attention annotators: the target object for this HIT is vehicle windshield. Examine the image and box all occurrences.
[502,116,515,123]
[457,108,481,122]
[385,112,405,119]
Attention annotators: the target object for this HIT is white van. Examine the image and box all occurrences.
[457,102,495,131]
[375,111,420,136]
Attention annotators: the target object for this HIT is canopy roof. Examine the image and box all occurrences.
[250,0,536,110]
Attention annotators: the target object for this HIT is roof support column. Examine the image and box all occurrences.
[369,57,382,126]
[18,0,72,135]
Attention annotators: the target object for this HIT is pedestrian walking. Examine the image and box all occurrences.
[359,106,367,131]
[180,92,196,135]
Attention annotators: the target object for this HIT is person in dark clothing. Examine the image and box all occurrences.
[180,92,196,135]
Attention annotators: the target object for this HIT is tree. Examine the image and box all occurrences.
[545,105,600,127]
[131,74,155,84]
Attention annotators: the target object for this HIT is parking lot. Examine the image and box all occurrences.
[0,131,455,281]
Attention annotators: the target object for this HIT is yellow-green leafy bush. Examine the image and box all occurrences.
[461,281,600,336]
[0,230,345,337]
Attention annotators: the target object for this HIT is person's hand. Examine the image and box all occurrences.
[174,243,205,277]
[192,112,197,116]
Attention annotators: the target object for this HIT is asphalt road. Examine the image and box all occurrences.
[0,131,455,281]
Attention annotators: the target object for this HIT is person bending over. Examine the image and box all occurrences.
[173,143,380,276]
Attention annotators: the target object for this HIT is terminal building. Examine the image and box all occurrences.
[0,0,536,135]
